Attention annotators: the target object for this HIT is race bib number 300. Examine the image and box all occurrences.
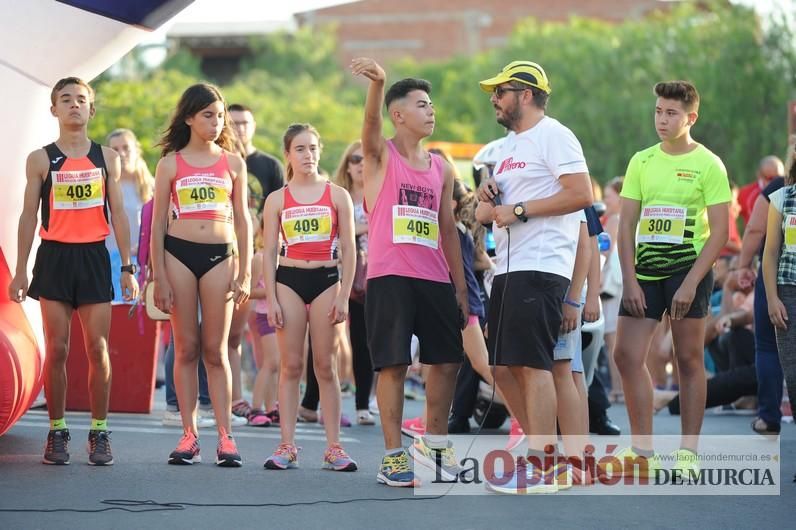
[393,205,439,249]
[52,168,103,210]
[785,215,796,250]
[176,176,229,213]
[638,206,686,244]
[282,205,333,245]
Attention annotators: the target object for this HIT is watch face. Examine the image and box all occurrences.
[514,205,523,215]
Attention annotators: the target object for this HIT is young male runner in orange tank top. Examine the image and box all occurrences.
[8,77,139,466]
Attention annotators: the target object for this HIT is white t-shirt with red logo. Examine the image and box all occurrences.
[492,116,589,280]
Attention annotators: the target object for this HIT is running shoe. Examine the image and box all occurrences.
[264,443,299,470]
[229,414,248,427]
[319,411,353,427]
[485,459,559,495]
[411,436,462,482]
[377,450,418,487]
[368,397,380,416]
[169,431,201,465]
[356,410,375,426]
[42,429,70,465]
[505,417,526,451]
[297,406,319,423]
[671,448,700,479]
[87,430,114,466]
[246,409,272,427]
[596,446,661,479]
[265,408,280,426]
[216,433,242,467]
[401,416,425,438]
[231,400,252,418]
[322,443,358,471]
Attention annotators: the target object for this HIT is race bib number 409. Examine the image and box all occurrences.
[393,205,439,249]
[52,168,103,210]
[282,205,333,245]
[638,206,686,244]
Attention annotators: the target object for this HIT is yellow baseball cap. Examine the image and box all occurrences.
[479,61,551,95]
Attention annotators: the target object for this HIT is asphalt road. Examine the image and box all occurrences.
[1,389,793,530]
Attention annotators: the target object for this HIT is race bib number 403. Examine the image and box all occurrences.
[52,168,103,210]
[176,176,229,213]
[282,205,333,245]
[393,205,439,249]
[638,206,686,244]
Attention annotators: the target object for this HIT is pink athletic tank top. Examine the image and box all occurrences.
[365,140,450,283]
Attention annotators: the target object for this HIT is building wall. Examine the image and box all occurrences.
[295,0,670,63]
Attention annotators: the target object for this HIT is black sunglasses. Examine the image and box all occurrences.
[493,86,528,98]
[349,154,364,164]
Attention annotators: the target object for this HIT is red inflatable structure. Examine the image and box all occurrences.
[0,247,43,436]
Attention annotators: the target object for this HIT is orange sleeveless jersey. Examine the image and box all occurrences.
[39,142,110,243]
[279,182,339,261]
[170,152,234,223]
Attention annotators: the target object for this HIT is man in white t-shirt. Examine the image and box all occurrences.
[475,61,593,494]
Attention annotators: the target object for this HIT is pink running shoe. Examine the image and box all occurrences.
[401,416,425,438]
[216,433,242,467]
[505,417,526,451]
[322,443,358,471]
[247,409,272,427]
[169,431,200,465]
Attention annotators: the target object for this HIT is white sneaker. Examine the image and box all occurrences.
[368,397,380,416]
[163,409,216,428]
[230,414,248,427]
[356,410,375,425]
[162,409,182,426]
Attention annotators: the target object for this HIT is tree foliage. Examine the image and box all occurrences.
[89,2,795,183]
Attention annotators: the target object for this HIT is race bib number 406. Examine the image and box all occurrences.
[176,175,229,213]
[282,205,333,245]
[393,205,439,249]
[638,206,686,244]
[52,168,103,210]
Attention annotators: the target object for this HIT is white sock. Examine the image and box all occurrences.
[385,448,404,457]
[424,434,447,449]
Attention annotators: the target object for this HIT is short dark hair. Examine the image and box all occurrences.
[51,77,94,106]
[385,78,432,109]
[509,81,548,110]
[227,103,251,113]
[654,81,700,113]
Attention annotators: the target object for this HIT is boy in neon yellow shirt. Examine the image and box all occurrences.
[611,81,730,476]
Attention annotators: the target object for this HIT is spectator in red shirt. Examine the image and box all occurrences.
[738,155,784,225]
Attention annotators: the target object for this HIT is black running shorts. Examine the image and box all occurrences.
[28,240,113,308]
[365,275,463,371]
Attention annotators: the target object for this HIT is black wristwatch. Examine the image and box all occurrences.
[513,202,528,223]
[121,264,137,275]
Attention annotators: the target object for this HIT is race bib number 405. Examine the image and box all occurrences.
[638,206,686,244]
[176,176,229,213]
[393,205,439,249]
[52,168,103,210]
[282,205,333,245]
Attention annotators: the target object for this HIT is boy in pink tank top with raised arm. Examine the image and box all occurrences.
[350,58,469,487]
